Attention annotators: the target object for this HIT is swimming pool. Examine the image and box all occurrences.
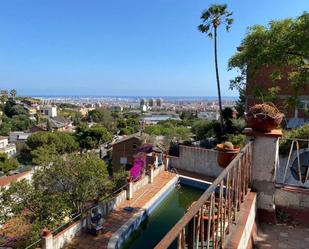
[121,185,204,249]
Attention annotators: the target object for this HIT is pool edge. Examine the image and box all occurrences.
[107,175,179,249]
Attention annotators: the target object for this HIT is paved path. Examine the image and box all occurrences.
[66,171,176,249]
[255,223,309,249]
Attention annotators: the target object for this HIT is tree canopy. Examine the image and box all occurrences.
[0,153,19,175]
[75,124,112,151]
[0,154,113,247]
[229,12,309,106]
[27,131,78,165]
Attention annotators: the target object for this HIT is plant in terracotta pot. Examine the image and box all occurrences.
[245,102,284,132]
[216,141,240,168]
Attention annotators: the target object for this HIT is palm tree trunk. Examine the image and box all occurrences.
[214,26,224,135]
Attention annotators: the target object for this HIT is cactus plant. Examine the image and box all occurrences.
[223,141,234,150]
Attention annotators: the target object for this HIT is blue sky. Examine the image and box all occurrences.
[0,0,308,97]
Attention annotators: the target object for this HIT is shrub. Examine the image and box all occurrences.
[227,134,246,148]
[280,124,309,155]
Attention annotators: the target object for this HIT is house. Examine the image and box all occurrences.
[0,170,33,189]
[0,136,16,158]
[245,64,309,120]
[112,135,142,172]
[9,131,32,142]
[28,124,47,133]
[40,105,57,117]
[48,116,73,132]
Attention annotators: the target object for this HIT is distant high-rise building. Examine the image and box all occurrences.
[149,98,156,107]
[156,98,163,107]
[140,98,147,107]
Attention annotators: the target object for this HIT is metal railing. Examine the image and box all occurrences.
[277,138,309,186]
[154,141,253,249]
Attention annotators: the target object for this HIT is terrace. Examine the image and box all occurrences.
[26,128,309,249]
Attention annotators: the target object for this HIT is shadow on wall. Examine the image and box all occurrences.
[169,145,223,178]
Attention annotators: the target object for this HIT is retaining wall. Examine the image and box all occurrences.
[169,145,222,178]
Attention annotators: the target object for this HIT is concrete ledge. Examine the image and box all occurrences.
[224,192,257,249]
[107,176,179,249]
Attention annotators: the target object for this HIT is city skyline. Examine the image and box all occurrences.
[0,0,308,96]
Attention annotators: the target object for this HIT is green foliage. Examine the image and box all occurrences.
[33,153,113,213]
[0,153,19,174]
[191,109,245,146]
[235,88,246,117]
[179,110,197,120]
[198,3,233,134]
[0,101,34,135]
[119,126,134,135]
[88,109,117,132]
[0,153,113,246]
[0,121,12,136]
[4,101,27,118]
[198,4,233,34]
[227,134,246,148]
[280,124,309,155]
[113,171,129,190]
[144,120,191,142]
[229,12,309,110]
[27,131,78,165]
[192,120,219,140]
[75,124,112,151]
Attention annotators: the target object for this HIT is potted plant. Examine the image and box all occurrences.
[216,141,240,168]
[245,102,284,132]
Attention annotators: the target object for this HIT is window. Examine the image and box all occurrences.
[120,157,127,164]
[132,143,137,149]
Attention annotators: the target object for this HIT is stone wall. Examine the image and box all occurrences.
[169,145,222,178]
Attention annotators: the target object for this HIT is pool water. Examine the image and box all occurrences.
[121,185,203,249]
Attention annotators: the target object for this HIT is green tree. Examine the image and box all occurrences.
[0,153,19,174]
[88,109,116,132]
[75,124,112,152]
[229,12,309,111]
[27,131,78,164]
[198,4,233,134]
[33,154,113,213]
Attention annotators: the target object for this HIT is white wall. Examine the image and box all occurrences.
[169,145,223,178]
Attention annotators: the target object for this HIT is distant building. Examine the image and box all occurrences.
[149,98,157,107]
[40,105,57,117]
[141,113,181,125]
[156,98,163,107]
[140,98,147,107]
[0,89,8,98]
[110,105,123,112]
[48,116,73,132]
[112,135,142,172]
[9,131,32,142]
[141,104,147,112]
[197,111,219,120]
[0,136,16,158]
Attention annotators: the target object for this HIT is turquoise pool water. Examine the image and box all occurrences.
[121,185,203,249]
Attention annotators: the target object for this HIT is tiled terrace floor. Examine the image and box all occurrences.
[255,223,309,249]
[65,171,176,249]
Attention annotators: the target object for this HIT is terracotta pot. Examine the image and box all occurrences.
[216,144,240,168]
[245,113,284,132]
[42,228,51,237]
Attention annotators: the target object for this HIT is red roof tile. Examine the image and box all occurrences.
[0,171,31,187]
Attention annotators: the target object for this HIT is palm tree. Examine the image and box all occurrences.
[198,4,233,135]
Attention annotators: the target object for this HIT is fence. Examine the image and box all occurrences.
[154,141,253,249]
